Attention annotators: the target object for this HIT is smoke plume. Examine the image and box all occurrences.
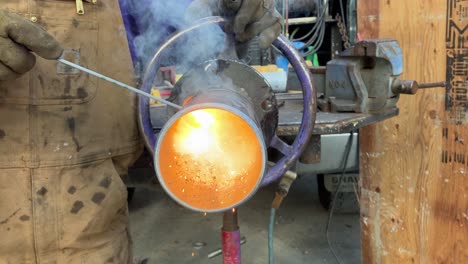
[125,0,229,75]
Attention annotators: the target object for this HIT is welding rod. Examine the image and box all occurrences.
[57,59,182,110]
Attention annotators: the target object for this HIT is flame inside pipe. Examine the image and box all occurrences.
[157,108,265,211]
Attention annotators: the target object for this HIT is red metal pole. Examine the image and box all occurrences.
[222,208,241,264]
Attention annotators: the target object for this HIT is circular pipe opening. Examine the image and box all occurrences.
[155,104,267,212]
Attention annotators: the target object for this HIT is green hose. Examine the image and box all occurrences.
[268,208,277,264]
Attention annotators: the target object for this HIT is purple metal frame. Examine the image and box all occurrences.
[261,35,317,186]
[138,16,317,187]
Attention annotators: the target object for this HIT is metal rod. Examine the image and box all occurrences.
[287,16,335,26]
[57,59,182,110]
[208,238,247,259]
[418,81,447,89]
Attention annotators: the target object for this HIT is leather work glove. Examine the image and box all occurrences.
[0,9,63,81]
[186,0,283,49]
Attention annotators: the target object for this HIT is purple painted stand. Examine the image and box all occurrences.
[222,209,241,264]
[222,230,241,263]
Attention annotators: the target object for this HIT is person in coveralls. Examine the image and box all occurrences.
[0,0,281,263]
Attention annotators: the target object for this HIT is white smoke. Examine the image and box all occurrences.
[126,0,229,75]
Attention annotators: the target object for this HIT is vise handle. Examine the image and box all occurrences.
[392,80,447,95]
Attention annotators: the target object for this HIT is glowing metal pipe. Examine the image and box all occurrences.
[156,87,269,212]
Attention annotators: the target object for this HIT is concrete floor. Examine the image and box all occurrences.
[129,175,361,264]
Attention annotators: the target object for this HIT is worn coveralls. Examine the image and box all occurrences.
[0,0,279,262]
[0,1,141,263]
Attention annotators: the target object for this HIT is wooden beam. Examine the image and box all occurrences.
[358,0,467,263]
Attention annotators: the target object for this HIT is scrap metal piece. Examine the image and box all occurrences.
[208,237,247,259]
[192,241,207,250]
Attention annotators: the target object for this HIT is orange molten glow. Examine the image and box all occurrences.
[158,108,265,211]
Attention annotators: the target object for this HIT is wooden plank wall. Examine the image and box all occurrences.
[358,0,467,263]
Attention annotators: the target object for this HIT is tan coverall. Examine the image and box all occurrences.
[0,1,141,263]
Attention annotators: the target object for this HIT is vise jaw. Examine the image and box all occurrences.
[319,39,403,114]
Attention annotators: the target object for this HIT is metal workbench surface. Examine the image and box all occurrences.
[277,99,399,136]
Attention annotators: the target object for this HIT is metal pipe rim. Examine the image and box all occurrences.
[154,102,268,213]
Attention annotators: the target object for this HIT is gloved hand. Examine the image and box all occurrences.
[0,9,63,81]
[186,0,282,49]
